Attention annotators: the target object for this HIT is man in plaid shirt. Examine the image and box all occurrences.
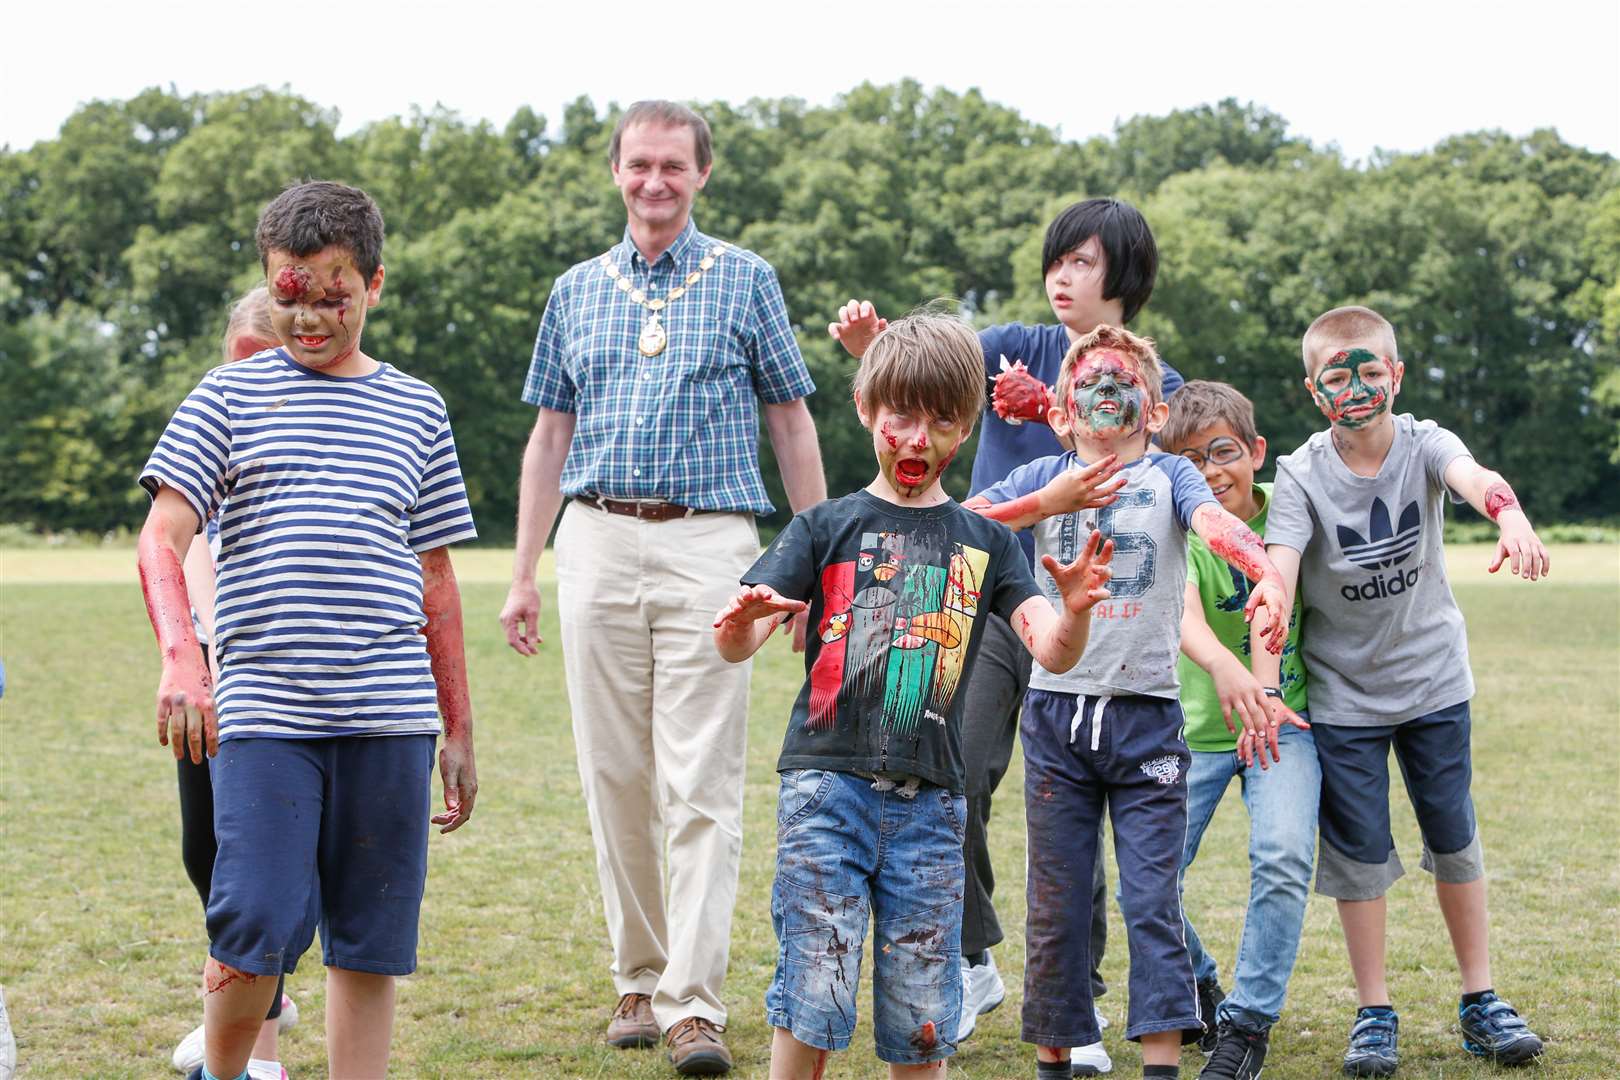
[501,99,826,1076]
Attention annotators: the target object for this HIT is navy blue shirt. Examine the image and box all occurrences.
[968,323,1186,565]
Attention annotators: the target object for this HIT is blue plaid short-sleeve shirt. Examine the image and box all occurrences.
[523,219,815,514]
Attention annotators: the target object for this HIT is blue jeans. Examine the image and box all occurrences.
[1181,723,1319,1033]
[765,769,966,1065]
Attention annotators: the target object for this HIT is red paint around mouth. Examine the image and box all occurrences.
[896,460,928,485]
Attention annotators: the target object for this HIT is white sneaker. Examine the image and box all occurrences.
[1071,1039,1112,1075]
[955,954,1006,1041]
[1095,1005,1109,1030]
[276,994,298,1031]
[246,1058,288,1080]
[172,1023,205,1073]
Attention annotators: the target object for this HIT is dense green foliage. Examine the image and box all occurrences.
[3,83,1616,536]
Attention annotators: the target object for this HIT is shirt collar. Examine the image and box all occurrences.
[622,218,701,270]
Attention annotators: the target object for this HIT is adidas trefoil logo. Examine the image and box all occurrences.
[1336,497,1421,570]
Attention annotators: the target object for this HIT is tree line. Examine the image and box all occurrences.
[3,82,1616,537]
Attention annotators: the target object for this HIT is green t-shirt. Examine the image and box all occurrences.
[1178,483,1308,751]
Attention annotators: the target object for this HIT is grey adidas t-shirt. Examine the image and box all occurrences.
[1266,414,1475,726]
[979,450,1217,699]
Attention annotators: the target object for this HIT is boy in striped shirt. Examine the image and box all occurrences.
[136,181,479,1080]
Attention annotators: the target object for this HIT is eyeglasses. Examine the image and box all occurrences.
[1178,436,1247,469]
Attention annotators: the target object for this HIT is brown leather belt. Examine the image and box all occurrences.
[574,494,716,522]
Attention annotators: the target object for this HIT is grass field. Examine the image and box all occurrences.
[1,544,1616,1078]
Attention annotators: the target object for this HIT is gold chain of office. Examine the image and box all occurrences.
[598,243,729,357]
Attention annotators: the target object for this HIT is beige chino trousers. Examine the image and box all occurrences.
[554,500,757,1030]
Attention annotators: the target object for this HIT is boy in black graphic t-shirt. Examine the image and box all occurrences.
[713,312,1119,1079]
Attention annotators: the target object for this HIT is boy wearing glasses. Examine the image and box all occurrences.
[1154,381,1315,1080]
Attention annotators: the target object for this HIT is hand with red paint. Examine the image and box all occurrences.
[1484,484,1548,581]
[1245,577,1290,656]
[434,735,477,834]
[158,650,219,764]
[1040,454,1127,516]
[713,584,809,663]
[827,299,887,359]
[992,357,1053,425]
[1040,530,1115,619]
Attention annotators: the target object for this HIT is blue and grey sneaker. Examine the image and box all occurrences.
[1343,1006,1399,1077]
[1459,992,1543,1066]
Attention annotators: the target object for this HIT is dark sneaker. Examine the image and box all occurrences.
[605,992,660,1049]
[1195,977,1228,1052]
[1199,1020,1269,1080]
[1343,1007,1399,1077]
[1459,993,1543,1066]
[666,1016,733,1076]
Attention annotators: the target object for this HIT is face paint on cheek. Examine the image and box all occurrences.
[1316,349,1392,429]
[879,421,899,450]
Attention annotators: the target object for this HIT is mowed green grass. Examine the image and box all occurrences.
[0,545,1615,1078]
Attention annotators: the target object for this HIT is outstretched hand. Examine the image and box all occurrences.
[992,357,1054,425]
[1043,454,1127,516]
[1041,530,1115,617]
[1487,516,1549,581]
[827,299,887,358]
[713,584,809,632]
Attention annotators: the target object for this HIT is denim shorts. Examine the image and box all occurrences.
[207,734,435,976]
[765,768,966,1065]
[1313,701,1483,900]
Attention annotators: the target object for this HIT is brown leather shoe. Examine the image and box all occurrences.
[605,993,659,1049]
[666,1016,733,1075]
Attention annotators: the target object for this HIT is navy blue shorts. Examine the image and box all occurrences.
[206,735,435,976]
[1313,701,1482,900]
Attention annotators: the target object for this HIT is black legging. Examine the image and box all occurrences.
[178,748,285,1021]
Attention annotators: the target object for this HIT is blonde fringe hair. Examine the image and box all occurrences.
[853,310,985,429]
[222,285,276,363]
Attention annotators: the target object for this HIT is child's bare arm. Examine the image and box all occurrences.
[1191,502,1289,655]
[421,546,477,834]
[1442,459,1549,580]
[964,456,1125,532]
[827,299,887,359]
[1008,531,1114,672]
[1247,544,1299,692]
[713,585,809,663]
[1182,580,1306,768]
[137,486,215,763]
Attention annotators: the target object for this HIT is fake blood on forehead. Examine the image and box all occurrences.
[274,265,313,299]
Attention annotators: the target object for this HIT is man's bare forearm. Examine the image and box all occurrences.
[764,399,827,513]
[512,409,575,584]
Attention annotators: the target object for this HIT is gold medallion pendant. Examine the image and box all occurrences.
[638,314,667,357]
[598,243,729,361]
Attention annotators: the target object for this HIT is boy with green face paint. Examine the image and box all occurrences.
[1254,305,1550,1077]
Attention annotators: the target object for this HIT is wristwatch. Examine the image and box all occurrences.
[1262,687,1284,700]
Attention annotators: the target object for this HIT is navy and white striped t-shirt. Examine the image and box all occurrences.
[141,349,478,741]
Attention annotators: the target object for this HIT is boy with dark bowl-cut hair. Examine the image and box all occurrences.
[137,180,480,1080]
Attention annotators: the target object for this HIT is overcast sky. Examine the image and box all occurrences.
[8,0,1617,162]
